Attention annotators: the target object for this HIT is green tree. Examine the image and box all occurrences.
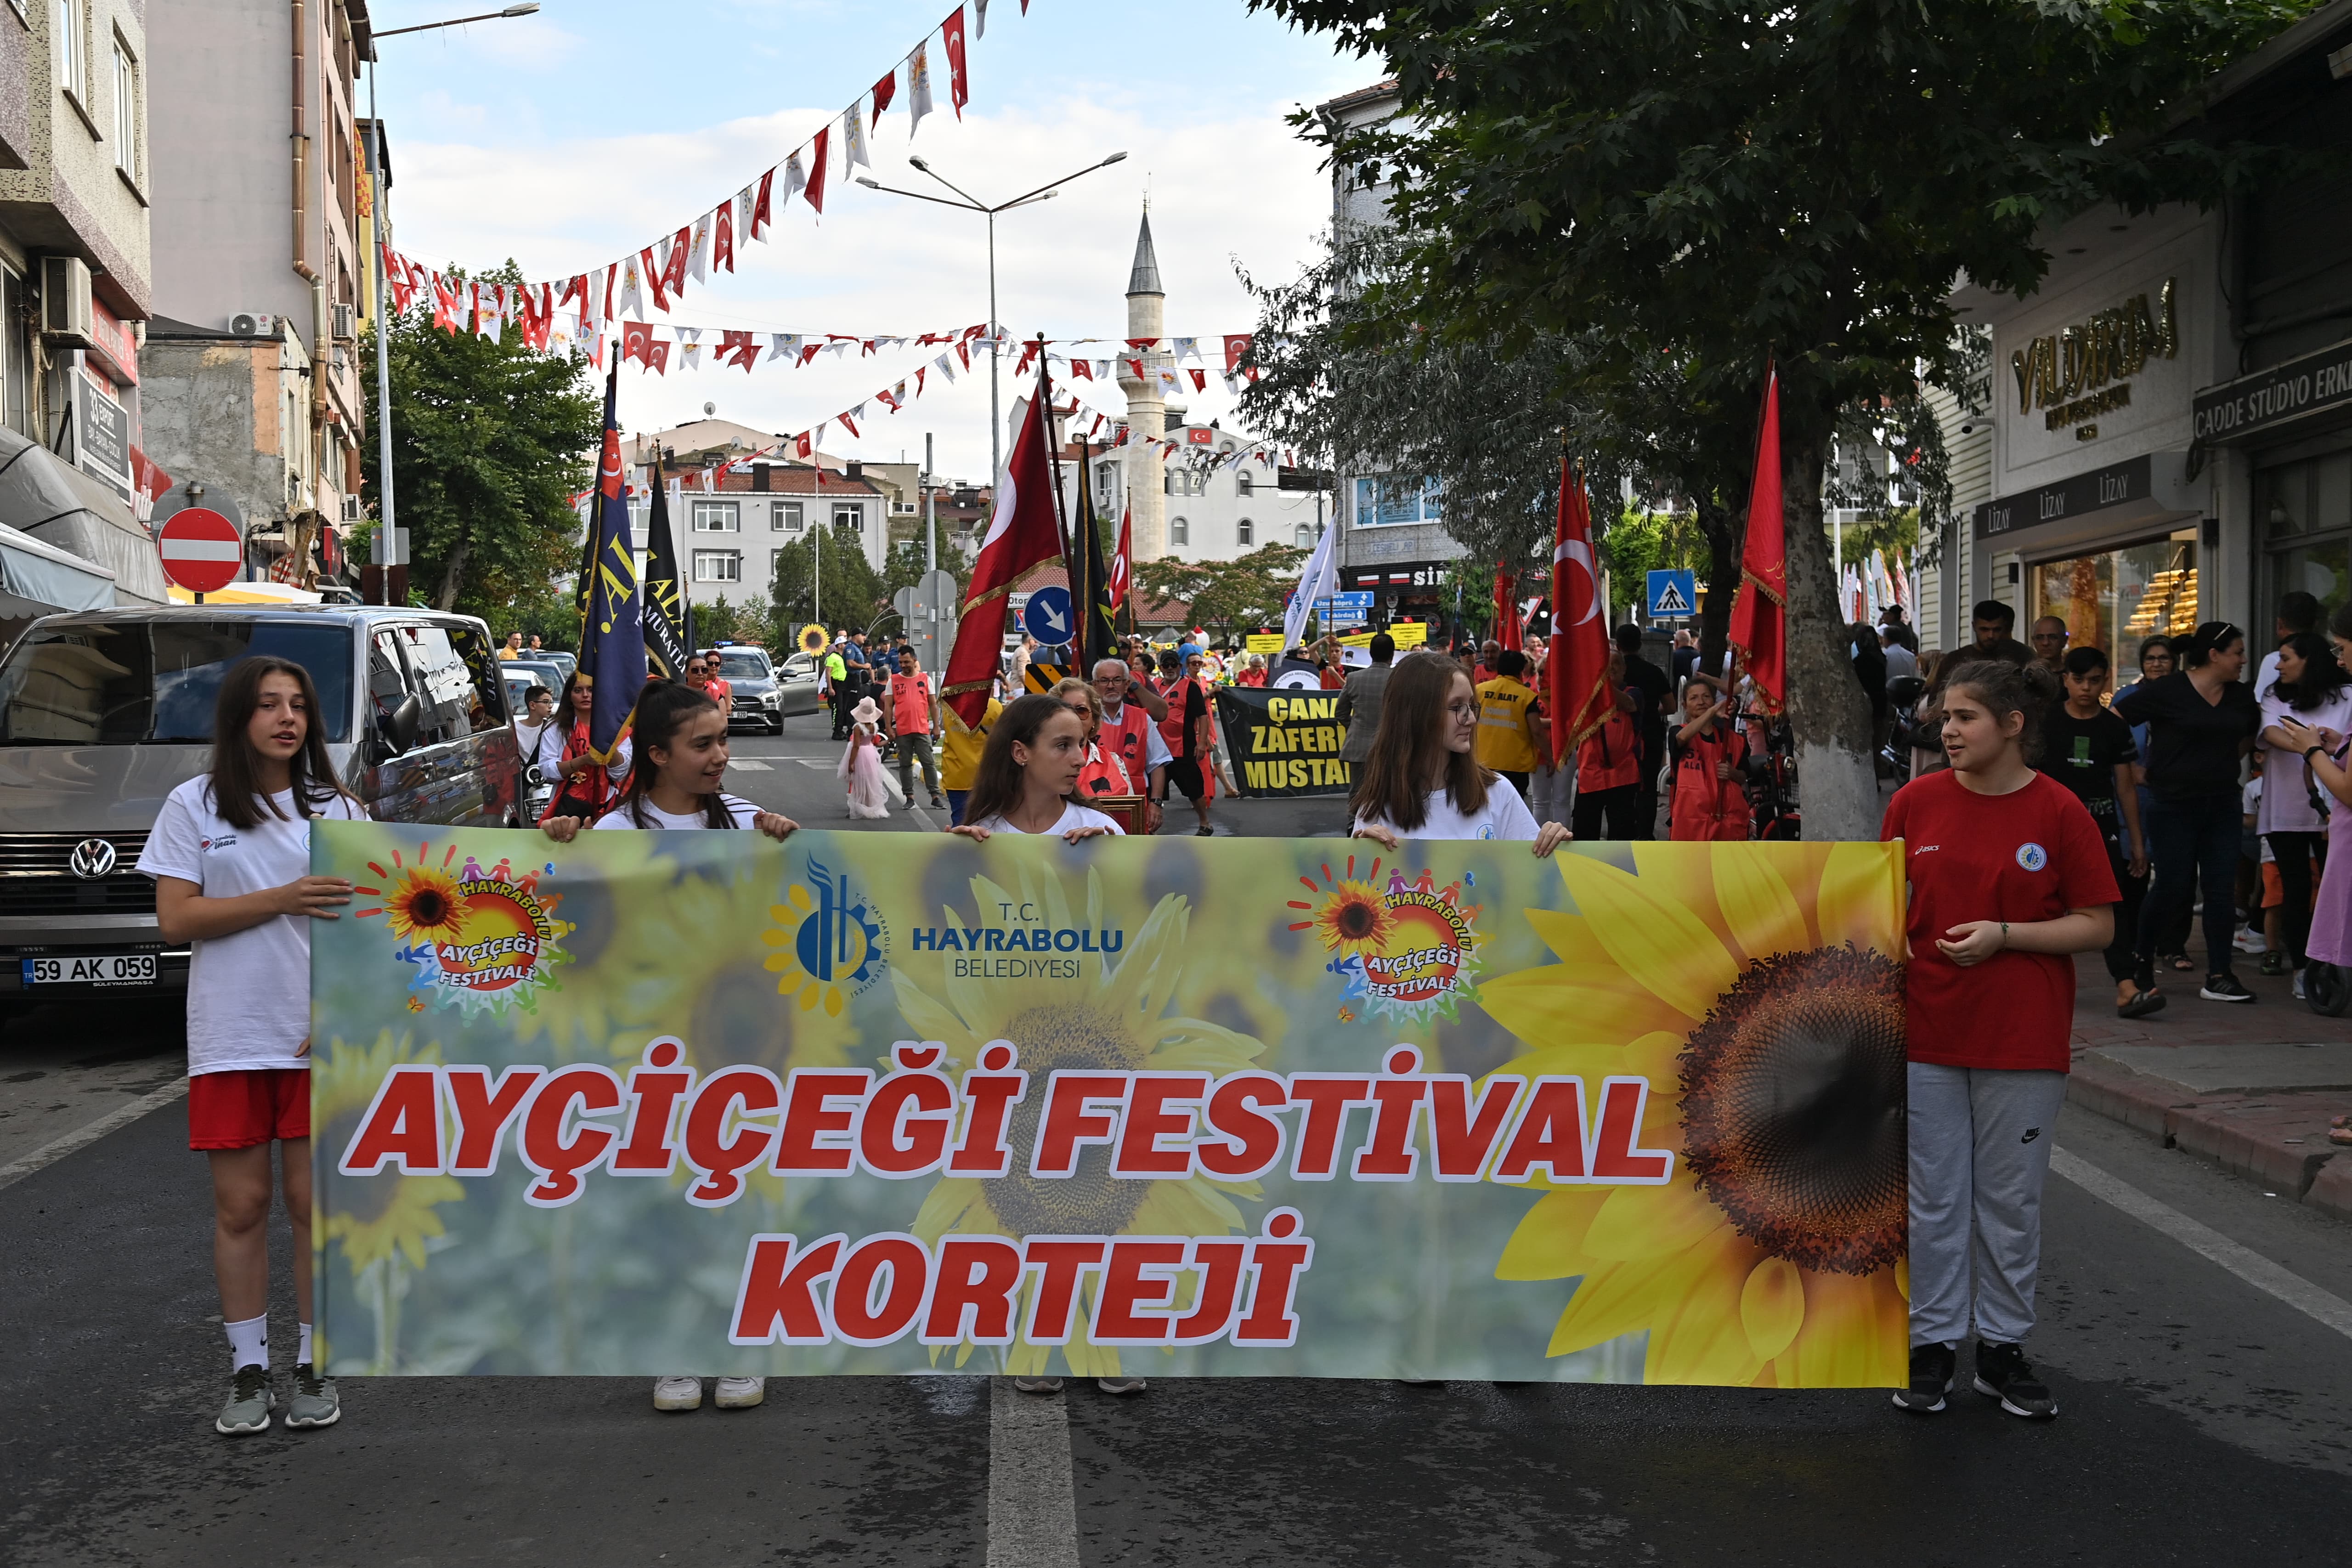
[768,524,886,641]
[1255,0,2312,835]
[360,261,600,630]
[1134,543,1307,641]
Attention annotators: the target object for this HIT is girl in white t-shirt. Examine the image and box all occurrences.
[1348,652,1572,855]
[138,657,366,1438]
[945,693,1125,843]
[542,679,795,1413]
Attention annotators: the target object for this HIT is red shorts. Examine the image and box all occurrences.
[188,1068,310,1150]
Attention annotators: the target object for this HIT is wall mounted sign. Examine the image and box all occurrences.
[2010,279,2178,441]
[2191,336,2352,448]
[1972,453,2155,541]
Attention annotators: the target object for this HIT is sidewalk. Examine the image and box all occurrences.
[2066,948,2352,1222]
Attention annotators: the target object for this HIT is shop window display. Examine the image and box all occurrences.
[2029,530,2201,667]
[2261,452,2352,622]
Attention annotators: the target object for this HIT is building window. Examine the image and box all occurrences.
[2261,452,2352,631]
[111,37,137,177]
[1235,470,1252,496]
[55,0,86,107]
[771,500,802,531]
[1236,518,1253,546]
[833,502,863,532]
[694,550,741,583]
[771,548,786,583]
[691,500,739,532]
[1170,516,1189,546]
[1296,523,1314,548]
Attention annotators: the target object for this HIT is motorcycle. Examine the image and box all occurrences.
[1881,674,1926,786]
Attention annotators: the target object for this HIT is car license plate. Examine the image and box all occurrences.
[21,953,157,987]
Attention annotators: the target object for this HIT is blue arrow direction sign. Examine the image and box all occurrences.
[1022,584,1074,645]
[1647,569,1696,619]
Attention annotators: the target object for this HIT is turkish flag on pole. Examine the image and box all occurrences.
[943,6,970,119]
[1726,361,1787,714]
[1109,500,1134,631]
[942,385,1067,725]
[1546,458,1613,761]
[1493,566,1522,651]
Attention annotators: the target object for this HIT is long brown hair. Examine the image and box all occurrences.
[614,679,736,828]
[961,693,1081,829]
[1348,651,1490,832]
[207,656,352,829]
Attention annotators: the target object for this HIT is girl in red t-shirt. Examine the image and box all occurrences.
[1667,676,1752,841]
[1882,659,2117,1423]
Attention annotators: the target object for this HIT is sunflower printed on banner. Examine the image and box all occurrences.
[311,825,1908,1384]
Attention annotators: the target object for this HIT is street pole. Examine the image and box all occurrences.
[924,431,936,573]
[987,210,1000,485]
[366,60,397,603]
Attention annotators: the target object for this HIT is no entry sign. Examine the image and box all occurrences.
[157,508,243,594]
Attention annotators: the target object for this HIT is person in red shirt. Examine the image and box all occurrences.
[885,648,944,809]
[1569,651,1644,840]
[1667,676,1751,841]
[1883,658,2116,1423]
[688,652,734,722]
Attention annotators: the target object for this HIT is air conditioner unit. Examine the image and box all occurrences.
[331,302,356,343]
[39,256,95,346]
[341,495,363,523]
[229,312,278,338]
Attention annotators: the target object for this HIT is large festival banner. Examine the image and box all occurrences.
[311,826,1910,1387]
[1216,688,1353,798]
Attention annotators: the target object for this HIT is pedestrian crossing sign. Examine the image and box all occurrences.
[1647,569,1696,619]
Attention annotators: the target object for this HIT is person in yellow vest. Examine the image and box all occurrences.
[939,695,1003,828]
[1472,650,1551,798]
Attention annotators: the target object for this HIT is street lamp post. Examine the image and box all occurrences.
[364,4,540,602]
[855,151,1126,483]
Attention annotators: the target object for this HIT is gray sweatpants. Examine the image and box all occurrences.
[895,732,940,802]
[1907,1062,2068,1349]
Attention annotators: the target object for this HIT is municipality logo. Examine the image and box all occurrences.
[765,858,889,1017]
[2016,842,2048,872]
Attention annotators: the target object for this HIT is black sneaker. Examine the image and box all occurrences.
[1973,1340,2057,1419]
[1893,1342,1954,1414]
[2199,973,2256,1004]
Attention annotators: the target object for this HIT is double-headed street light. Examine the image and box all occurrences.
[362,3,541,600]
[856,151,1127,482]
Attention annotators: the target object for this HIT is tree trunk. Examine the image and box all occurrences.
[1696,498,1741,675]
[436,534,470,612]
[1779,428,1879,841]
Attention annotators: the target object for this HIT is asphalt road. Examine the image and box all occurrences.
[5,707,2350,1565]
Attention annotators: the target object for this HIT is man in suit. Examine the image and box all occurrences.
[1338,631,1398,775]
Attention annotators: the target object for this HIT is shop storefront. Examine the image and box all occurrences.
[1342,560,1449,630]
[2194,337,2352,629]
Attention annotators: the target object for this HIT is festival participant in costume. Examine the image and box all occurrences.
[841,695,892,820]
[141,658,368,1436]
[2113,622,2262,1005]
[543,681,795,1412]
[1051,677,1138,799]
[1668,675,1753,841]
[1349,652,1570,857]
[545,669,630,822]
[1884,659,2117,1421]
[940,692,1001,827]
[2255,630,2352,994]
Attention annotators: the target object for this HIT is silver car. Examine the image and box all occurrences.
[0,606,521,1014]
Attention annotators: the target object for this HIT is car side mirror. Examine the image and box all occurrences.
[384,693,424,757]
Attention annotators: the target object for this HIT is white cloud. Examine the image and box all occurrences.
[387,93,1334,483]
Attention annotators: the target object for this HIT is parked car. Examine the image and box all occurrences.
[0,606,521,1014]
[706,645,786,733]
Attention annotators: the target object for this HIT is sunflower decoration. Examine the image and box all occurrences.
[1302,878,1395,956]
[893,863,1267,1380]
[314,1030,464,1276]
[377,861,466,944]
[1476,843,1910,1387]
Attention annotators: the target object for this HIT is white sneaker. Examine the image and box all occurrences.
[2295,969,2308,1001]
[652,1375,703,1411]
[1012,1376,1063,1394]
[715,1376,765,1409]
[2236,929,2267,954]
[1096,1377,1147,1395]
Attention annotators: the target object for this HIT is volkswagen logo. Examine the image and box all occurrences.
[69,838,118,879]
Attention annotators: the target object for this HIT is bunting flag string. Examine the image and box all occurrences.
[382,3,1006,327]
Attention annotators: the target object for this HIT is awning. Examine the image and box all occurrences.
[0,518,117,611]
[0,428,171,605]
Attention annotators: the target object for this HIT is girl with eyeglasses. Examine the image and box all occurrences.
[2113,621,2262,1005]
[1348,652,1571,855]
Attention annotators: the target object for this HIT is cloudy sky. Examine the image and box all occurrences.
[368,0,1375,483]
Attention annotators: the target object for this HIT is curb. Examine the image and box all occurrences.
[2065,1057,2350,1221]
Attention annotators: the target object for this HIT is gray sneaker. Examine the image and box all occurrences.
[283,1363,341,1429]
[215,1365,274,1435]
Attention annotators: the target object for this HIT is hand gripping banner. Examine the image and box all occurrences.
[312,828,1909,1386]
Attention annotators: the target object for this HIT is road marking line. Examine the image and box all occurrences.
[729,759,773,771]
[2050,1145,2352,1342]
[0,1079,189,1194]
[986,1379,1079,1568]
